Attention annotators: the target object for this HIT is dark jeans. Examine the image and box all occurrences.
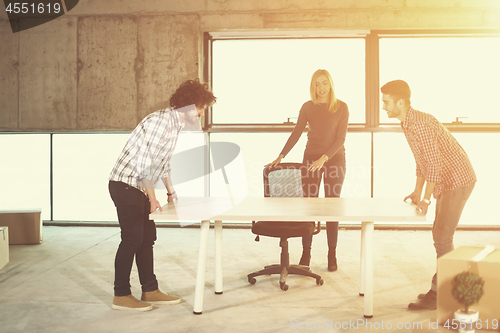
[430,183,475,291]
[108,181,158,296]
[301,153,346,250]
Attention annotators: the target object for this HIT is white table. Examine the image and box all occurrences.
[150,196,425,317]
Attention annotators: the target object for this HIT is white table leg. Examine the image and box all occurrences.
[362,221,374,318]
[360,222,366,296]
[193,220,210,315]
[214,220,223,294]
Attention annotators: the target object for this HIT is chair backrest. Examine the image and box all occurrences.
[264,163,305,198]
[257,163,318,237]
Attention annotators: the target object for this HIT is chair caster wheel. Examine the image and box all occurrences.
[280,283,289,291]
[316,278,324,286]
[248,277,256,284]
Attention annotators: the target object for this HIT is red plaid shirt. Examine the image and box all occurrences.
[401,107,476,198]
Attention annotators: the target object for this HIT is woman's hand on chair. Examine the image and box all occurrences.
[265,154,284,168]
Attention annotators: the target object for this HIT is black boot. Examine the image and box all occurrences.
[408,290,437,310]
[299,246,311,266]
[328,249,337,271]
[326,222,339,271]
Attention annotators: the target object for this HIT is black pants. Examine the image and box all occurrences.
[301,153,346,250]
[108,181,158,296]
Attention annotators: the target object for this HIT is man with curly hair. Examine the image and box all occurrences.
[108,79,216,311]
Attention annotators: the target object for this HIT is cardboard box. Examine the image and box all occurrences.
[0,210,42,244]
[438,246,500,331]
[0,227,9,271]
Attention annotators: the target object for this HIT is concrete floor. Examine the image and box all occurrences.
[1,226,499,333]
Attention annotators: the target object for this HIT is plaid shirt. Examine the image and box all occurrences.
[109,108,183,192]
[401,107,476,198]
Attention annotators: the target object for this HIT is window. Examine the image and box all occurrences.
[211,132,371,199]
[52,133,208,222]
[452,133,500,226]
[374,132,500,226]
[52,134,129,221]
[2,30,499,226]
[0,134,50,219]
[379,37,500,124]
[212,38,366,125]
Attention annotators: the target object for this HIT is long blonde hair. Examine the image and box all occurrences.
[309,69,339,113]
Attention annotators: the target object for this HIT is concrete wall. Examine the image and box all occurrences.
[1,0,499,131]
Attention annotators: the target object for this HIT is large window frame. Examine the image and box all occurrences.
[203,29,500,133]
[2,29,500,224]
[203,28,500,204]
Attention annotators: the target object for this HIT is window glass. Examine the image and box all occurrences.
[52,133,206,222]
[380,37,500,124]
[374,132,500,226]
[0,134,50,220]
[373,133,419,198]
[453,133,499,226]
[210,133,309,199]
[210,132,371,223]
[52,134,129,221]
[373,132,437,225]
[343,133,372,199]
[212,38,366,124]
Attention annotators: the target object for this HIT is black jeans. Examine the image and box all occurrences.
[108,181,158,296]
[301,153,346,250]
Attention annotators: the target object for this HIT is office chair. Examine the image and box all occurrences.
[247,163,324,291]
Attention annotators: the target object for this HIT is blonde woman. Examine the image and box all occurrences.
[267,69,349,271]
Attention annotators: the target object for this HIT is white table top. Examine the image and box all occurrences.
[150,197,426,222]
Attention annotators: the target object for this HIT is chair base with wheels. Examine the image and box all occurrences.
[247,221,324,291]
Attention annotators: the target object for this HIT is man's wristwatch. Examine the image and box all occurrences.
[421,198,431,205]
